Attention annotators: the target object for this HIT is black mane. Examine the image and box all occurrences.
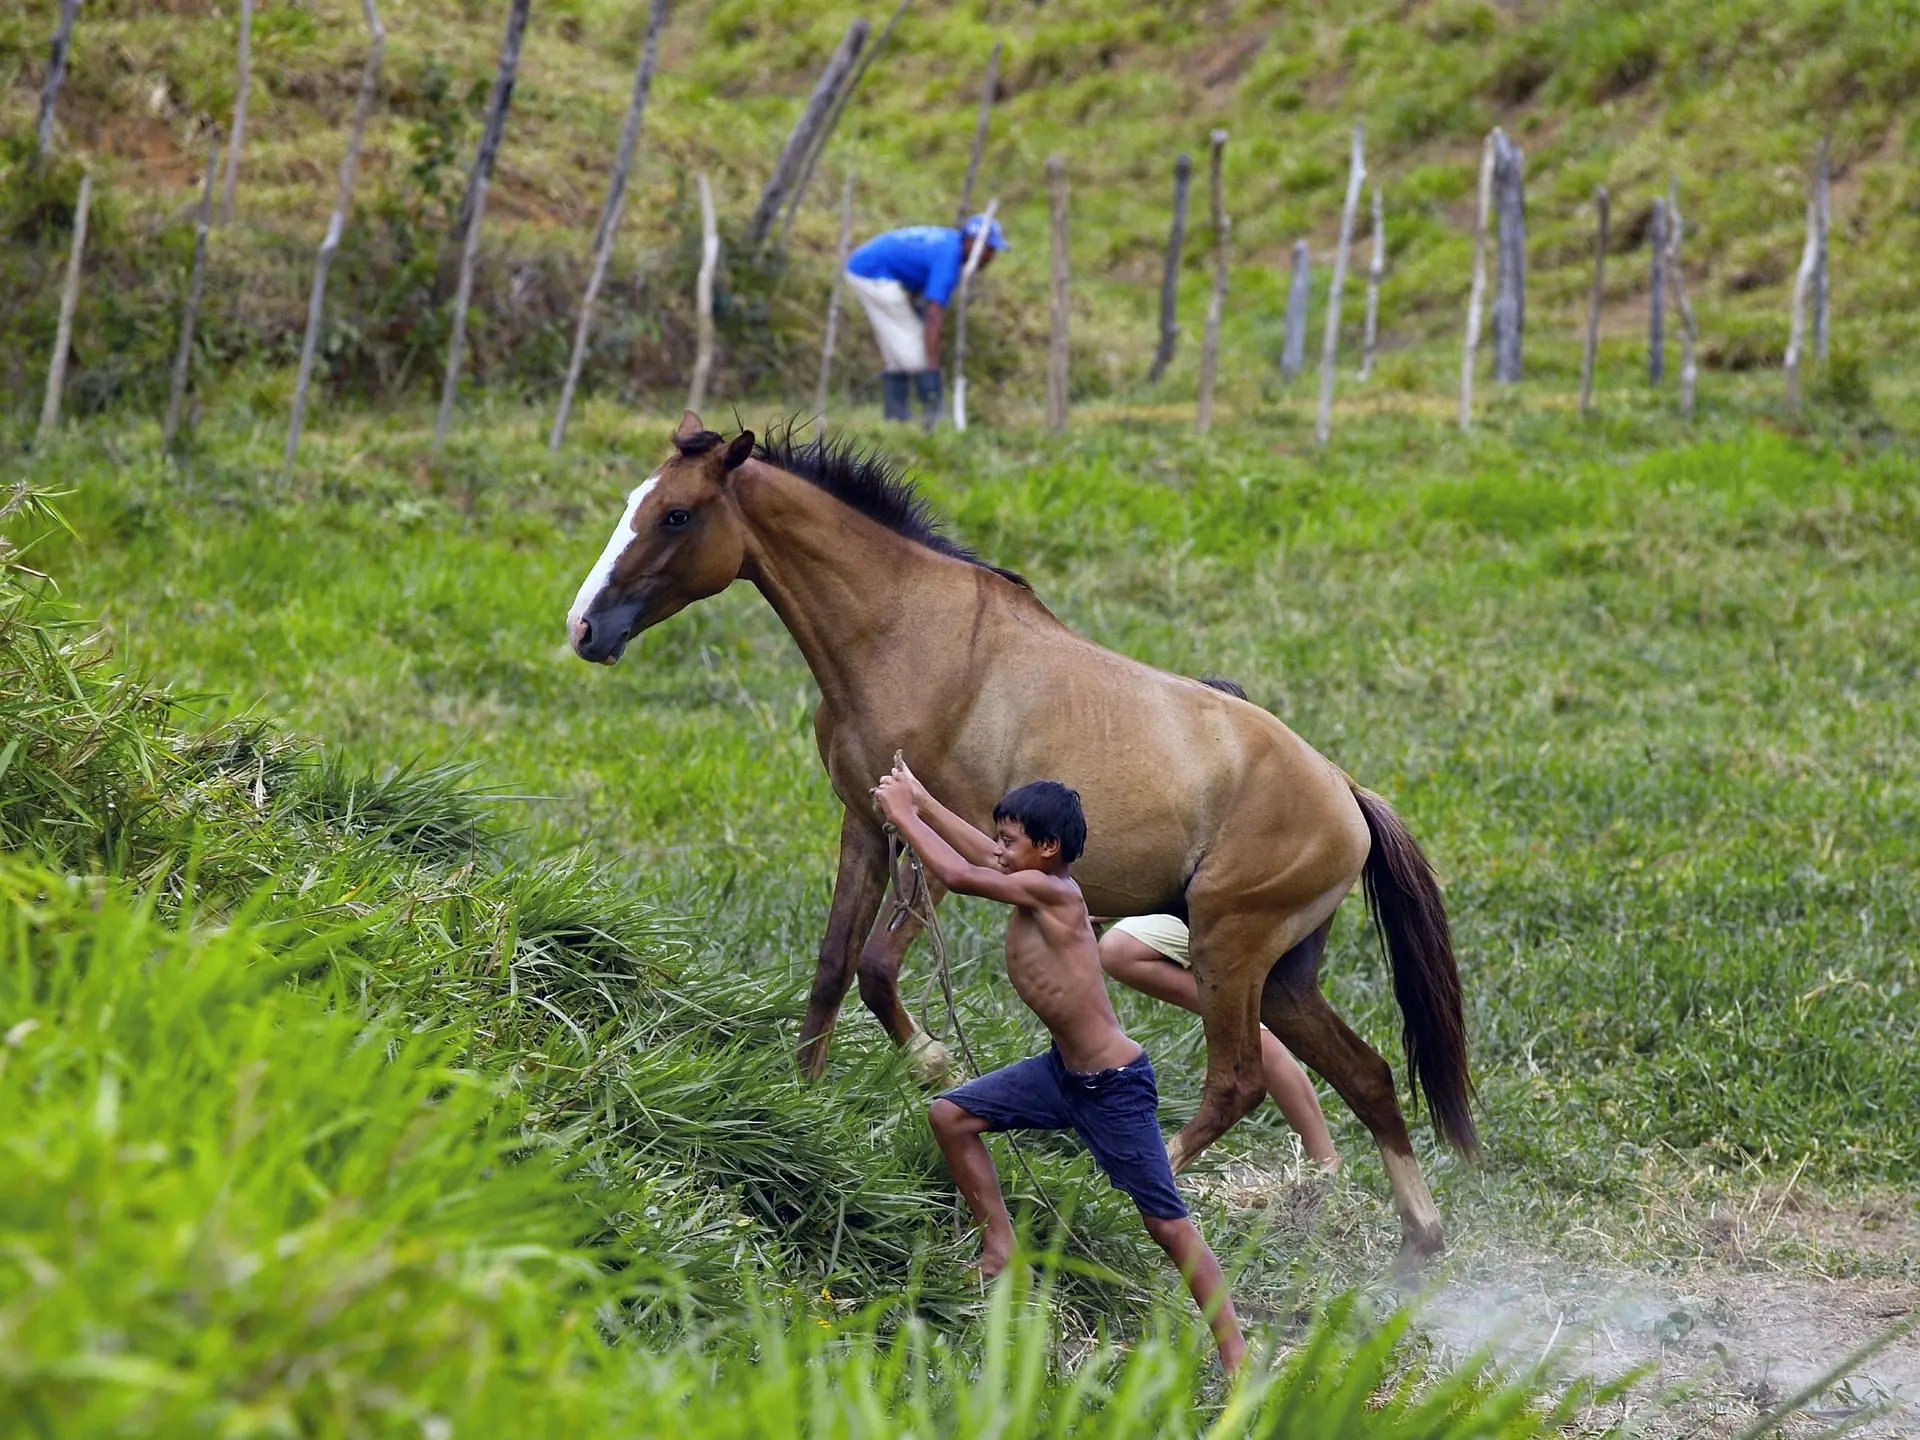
[753,423,1031,591]
[676,428,726,455]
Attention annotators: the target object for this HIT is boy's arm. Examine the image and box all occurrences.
[875,778,1058,909]
[889,755,997,866]
[887,805,1060,908]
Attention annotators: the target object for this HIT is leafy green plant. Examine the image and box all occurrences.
[1813,347,1875,414]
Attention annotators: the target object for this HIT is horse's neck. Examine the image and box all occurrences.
[733,461,984,718]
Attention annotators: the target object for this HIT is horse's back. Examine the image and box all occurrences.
[971,617,1365,916]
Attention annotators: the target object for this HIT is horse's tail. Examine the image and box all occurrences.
[1349,784,1480,1158]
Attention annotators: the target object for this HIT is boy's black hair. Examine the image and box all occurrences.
[992,780,1087,865]
[1197,675,1248,700]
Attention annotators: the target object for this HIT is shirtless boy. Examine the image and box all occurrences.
[871,758,1246,1373]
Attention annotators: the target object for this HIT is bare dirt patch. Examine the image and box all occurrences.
[80,111,195,190]
[1430,1257,1919,1437]
[1198,1161,1920,1437]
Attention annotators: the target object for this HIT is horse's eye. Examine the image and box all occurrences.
[663,508,692,530]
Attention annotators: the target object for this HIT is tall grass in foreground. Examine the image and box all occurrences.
[0,491,962,1312]
[0,858,1566,1434]
[0,481,1577,1433]
[0,862,609,1436]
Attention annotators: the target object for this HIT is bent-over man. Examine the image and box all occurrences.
[845,214,1009,427]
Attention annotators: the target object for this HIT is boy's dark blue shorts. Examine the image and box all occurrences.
[940,1045,1188,1220]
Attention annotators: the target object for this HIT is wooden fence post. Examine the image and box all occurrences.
[950,196,998,433]
[687,173,719,414]
[747,18,868,250]
[1579,185,1608,417]
[1046,153,1070,435]
[37,171,91,445]
[1359,182,1383,381]
[780,0,909,245]
[164,135,220,451]
[1491,128,1526,383]
[1784,197,1817,412]
[550,0,666,454]
[1316,124,1366,444]
[36,0,82,160]
[1813,137,1831,365]
[1147,151,1191,384]
[1458,132,1495,428]
[814,171,856,425]
[285,0,384,477]
[433,169,489,457]
[1648,196,1666,383]
[448,0,531,276]
[219,0,253,223]
[433,0,533,453]
[1666,177,1699,420]
[1282,239,1310,381]
[1195,129,1229,437]
[955,42,1003,228]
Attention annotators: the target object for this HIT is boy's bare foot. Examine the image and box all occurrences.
[1219,1335,1248,1377]
[969,1236,1013,1284]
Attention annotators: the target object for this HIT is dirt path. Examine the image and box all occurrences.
[1199,1160,1919,1436]
[1427,1257,1920,1437]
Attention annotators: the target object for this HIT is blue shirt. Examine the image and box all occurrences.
[846,226,965,306]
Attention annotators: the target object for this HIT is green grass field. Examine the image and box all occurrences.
[5,373,1917,1428]
[6,0,1920,1430]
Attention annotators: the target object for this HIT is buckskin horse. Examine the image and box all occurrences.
[567,412,1477,1266]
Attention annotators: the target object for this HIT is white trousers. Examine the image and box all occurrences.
[845,273,929,372]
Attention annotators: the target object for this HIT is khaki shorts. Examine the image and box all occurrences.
[845,273,930,372]
[1107,914,1190,969]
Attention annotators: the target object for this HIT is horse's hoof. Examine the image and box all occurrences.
[795,1042,830,1083]
[1393,1227,1446,1283]
[904,1033,954,1088]
[1165,1138,1191,1174]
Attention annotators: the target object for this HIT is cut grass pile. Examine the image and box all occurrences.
[0,482,1584,1430]
[0,500,972,1315]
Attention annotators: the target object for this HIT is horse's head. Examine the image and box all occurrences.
[567,409,755,665]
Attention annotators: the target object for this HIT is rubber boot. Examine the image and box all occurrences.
[913,369,944,432]
[881,371,912,422]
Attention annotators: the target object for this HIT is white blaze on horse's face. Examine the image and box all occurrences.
[567,475,657,650]
[567,415,757,666]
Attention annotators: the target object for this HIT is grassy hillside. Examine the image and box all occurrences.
[2,0,1915,425]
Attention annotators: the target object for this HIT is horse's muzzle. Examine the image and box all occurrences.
[570,596,645,665]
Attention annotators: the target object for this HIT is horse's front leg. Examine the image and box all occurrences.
[797,810,890,1081]
[856,859,956,1086]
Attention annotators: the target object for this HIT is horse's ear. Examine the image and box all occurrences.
[723,429,755,473]
[675,409,704,446]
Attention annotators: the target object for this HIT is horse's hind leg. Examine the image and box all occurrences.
[1166,912,1284,1172]
[1260,925,1447,1268]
